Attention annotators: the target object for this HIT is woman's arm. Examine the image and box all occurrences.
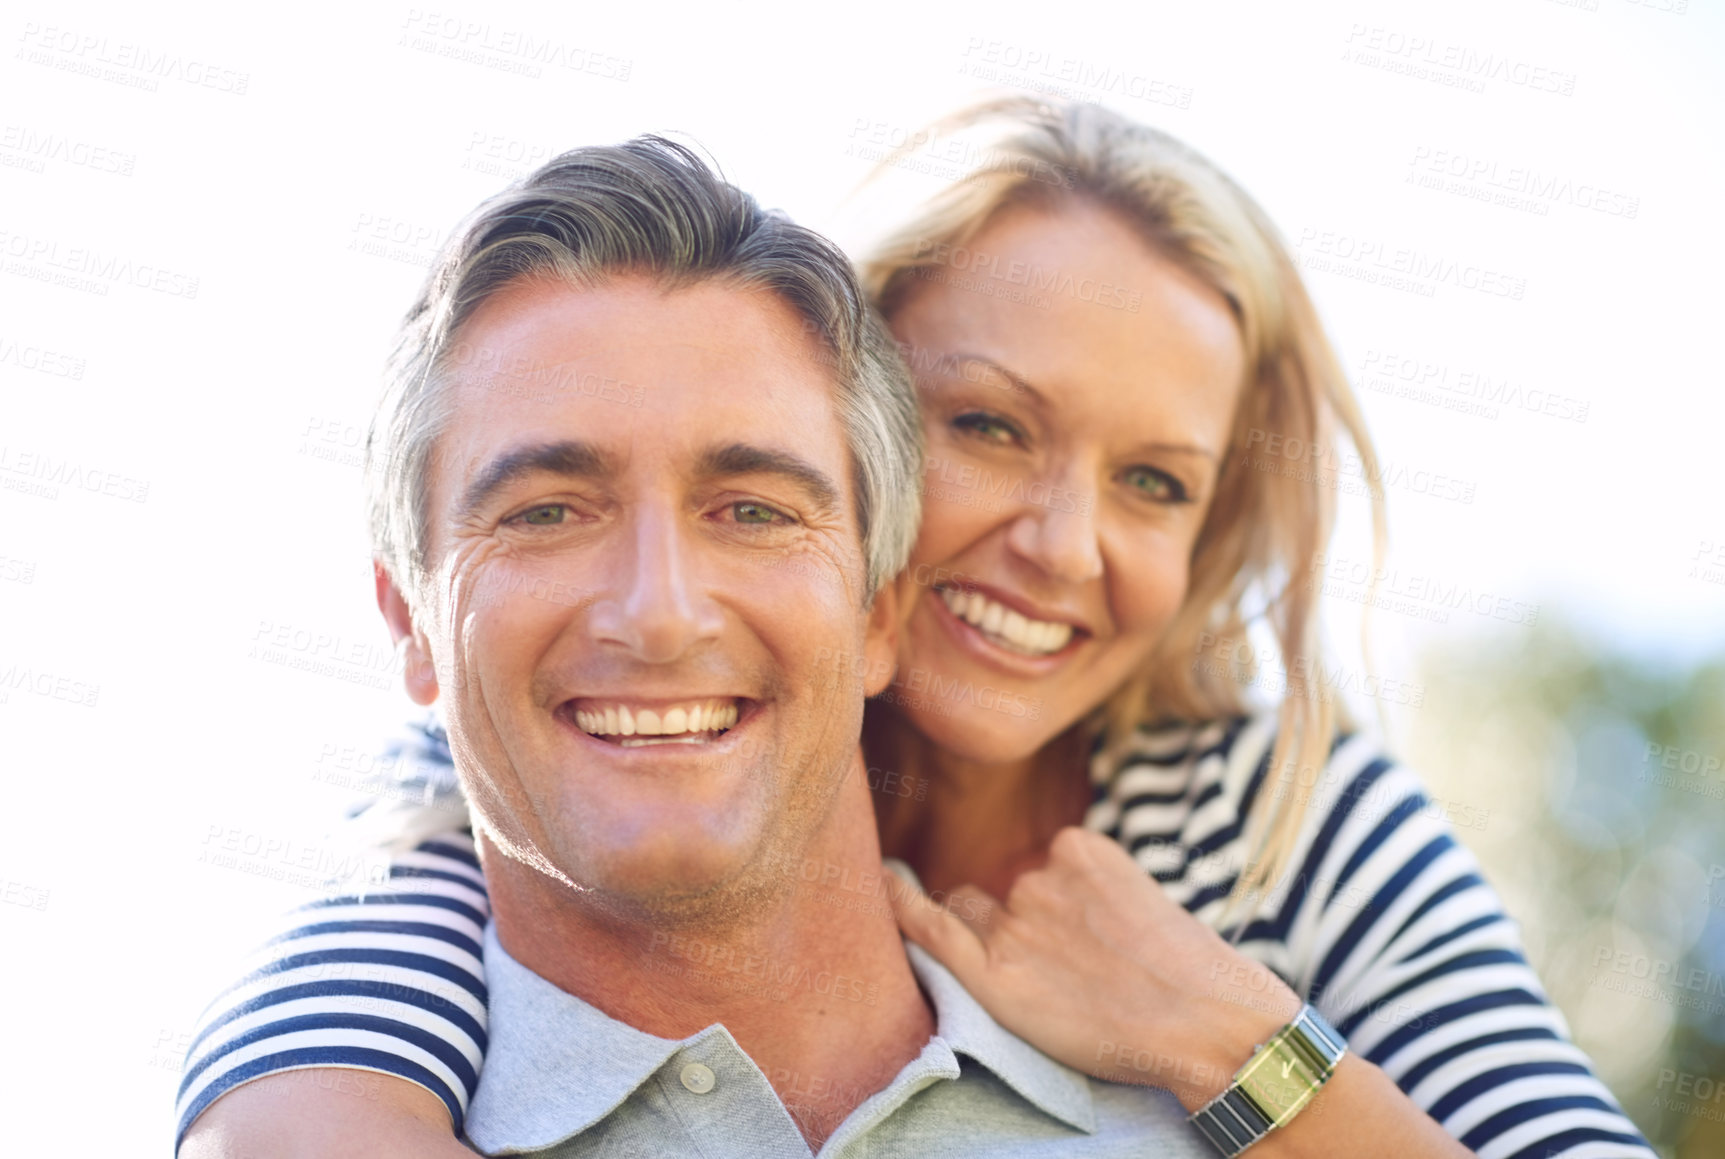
[176,831,490,1154]
[890,827,1473,1156]
[179,1069,473,1158]
[892,774,1656,1159]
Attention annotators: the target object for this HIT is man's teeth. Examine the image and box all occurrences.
[575,700,739,739]
[938,587,1073,656]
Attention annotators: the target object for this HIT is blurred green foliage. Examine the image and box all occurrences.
[1408,618,1725,1158]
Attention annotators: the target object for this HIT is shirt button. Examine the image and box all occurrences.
[679,1062,716,1095]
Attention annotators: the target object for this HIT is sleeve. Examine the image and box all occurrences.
[1241,733,1656,1159]
[175,720,490,1150]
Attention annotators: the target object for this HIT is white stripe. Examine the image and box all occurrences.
[1178,860,1249,902]
[1105,720,1206,765]
[1127,841,1184,876]
[1278,748,1410,994]
[1218,715,1274,785]
[1343,963,1563,1059]
[255,929,483,976]
[1468,1104,1650,1158]
[1346,913,1526,1018]
[1441,1073,1634,1128]
[1310,840,1474,1008]
[261,898,487,945]
[1082,795,1121,834]
[1370,1002,1570,1083]
[289,893,488,924]
[198,959,487,1033]
[179,1026,469,1120]
[393,847,485,883]
[357,871,489,906]
[1103,761,1190,801]
[1178,788,1242,851]
[228,910,487,985]
[1483,1139,1651,1159]
[1118,799,1191,836]
[1369,877,1506,969]
[1406,1038,1607,1111]
[188,992,484,1074]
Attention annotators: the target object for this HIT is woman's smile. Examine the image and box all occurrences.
[928,578,1086,670]
[936,583,1078,656]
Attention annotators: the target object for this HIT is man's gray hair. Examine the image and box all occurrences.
[366,136,921,608]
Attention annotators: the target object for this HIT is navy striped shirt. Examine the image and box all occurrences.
[178,714,1656,1156]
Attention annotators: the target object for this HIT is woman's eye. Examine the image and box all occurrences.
[952,411,1024,446]
[515,504,567,526]
[731,501,787,525]
[1123,466,1189,503]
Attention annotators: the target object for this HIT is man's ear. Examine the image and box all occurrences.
[375,561,439,706]
[861,577,901,699]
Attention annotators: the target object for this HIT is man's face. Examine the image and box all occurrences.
[399,275,895,922]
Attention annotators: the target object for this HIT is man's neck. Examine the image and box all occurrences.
[481,751,936,1150]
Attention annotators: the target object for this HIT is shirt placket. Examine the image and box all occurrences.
[651,1032,813,1159]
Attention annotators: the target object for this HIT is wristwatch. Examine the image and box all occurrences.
[1188,1004,1347,1156]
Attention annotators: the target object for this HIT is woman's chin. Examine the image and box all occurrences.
[886,696,1071,766]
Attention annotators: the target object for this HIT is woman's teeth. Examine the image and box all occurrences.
[938,587,1073,656]
[575,700,739,745]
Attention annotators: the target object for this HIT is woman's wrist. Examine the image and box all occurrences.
[1170,968,1305,1112]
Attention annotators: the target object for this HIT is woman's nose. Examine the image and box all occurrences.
[1006,478,1103,585]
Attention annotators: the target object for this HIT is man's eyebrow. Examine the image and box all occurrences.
[459,440,614,517]
[695,442,841,511]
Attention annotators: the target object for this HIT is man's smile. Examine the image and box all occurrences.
[565,696,747,747]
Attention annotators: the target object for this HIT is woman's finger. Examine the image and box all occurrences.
[941,883,1003,937]
[884,867,993,985]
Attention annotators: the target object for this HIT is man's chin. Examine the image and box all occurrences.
[546,824,782,929]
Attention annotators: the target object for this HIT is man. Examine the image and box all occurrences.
[182,137,1206,1157]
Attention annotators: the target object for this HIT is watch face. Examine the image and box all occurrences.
[1238,1048,1317,1123]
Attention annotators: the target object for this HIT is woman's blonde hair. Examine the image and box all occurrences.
[856,97,1387,917]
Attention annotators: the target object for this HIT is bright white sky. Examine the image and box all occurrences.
[1,0,1721,1151]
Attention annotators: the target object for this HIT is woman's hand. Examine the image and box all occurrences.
[888,826,1303,1111]
[888,828,1475,1157]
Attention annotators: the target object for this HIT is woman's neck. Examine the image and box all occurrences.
[866,708,1093,900]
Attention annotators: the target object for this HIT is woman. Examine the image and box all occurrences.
[178,99,1653,1157]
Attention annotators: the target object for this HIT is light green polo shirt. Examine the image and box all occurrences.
[465,922,1213,1157]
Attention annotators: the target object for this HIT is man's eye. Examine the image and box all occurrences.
[952,411,1025,445]
[732,501,786,525]
[515,504,567,526]
[1122,466,1189,504]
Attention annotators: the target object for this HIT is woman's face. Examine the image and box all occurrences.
[885,198,1246,764]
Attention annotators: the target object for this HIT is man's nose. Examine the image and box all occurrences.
[587,510,724,662]
[1005,470,1103,585]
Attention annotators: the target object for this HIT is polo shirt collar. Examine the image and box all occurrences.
[903,939,1095,1133]
[466,922,700,1154]
[467,918,1096,1154]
